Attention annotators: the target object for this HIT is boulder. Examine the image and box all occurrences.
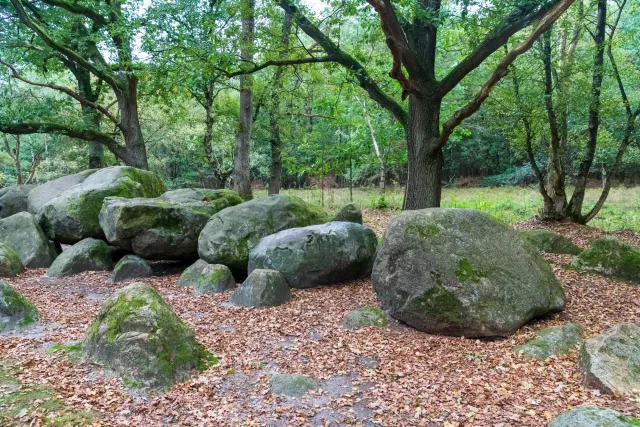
[0,212,57,268]
[579,323,640,396]
[100,188,243,260]
[372,209,566,338]
[194,264,236,295]
[198,195,328,275]
[38,166,166,244]
[519,229,582,255]
[550,407,640,427]
[343,306,388,330]
[0,242,24,277]
[111,255,153,283]
[178,259,209,287]
[0,280,38,331]
[27,170,97,214]
[572,237,640,282]
[248,222,377,288]
[513,323,583,360]
[84,282,212,388]
[332,203,363,224]
[46,238,111,278]
[230,269,291,307]
[270,374,317,397]
[0,185,35,218]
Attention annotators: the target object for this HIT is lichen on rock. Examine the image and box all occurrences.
[572,237,640,282]
[513,323,583,360]
[0,242,24,278]
[0,280,38,331]
[343,306,388,330]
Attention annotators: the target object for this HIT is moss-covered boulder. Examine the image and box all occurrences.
[248,222,377,289]
[343,306,388,330]
[100,188,243,260]
[198,195,328,275]
[84,282,211,389]
[111,255,153,283]
[550,407,640,427]
[28,170,97,214]
[38,167,166,244]
[0,212,58,268]
[332,203,363,224]
[230,269,291,307]
[177,259,208,287]
[194,264,236,295]
[519,229,582,255]
[0,242,24,278]
[372,209,566,338]
[0,185,35,218]
[579,323,640,396]
[270,374,317,397]
[572,237,640,282]
[46,238,111,278]
[513,323,583,360]
[0,280,38,331]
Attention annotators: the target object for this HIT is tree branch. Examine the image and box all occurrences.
[277,0,407,127]
[438,0,575,148]
[437,0,569,97]
[0,59,120,126]
[38,0,108,27]
[223,56,336,78]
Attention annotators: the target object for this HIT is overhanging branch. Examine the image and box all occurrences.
[223,56,336,78]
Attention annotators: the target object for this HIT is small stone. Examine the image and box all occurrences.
[550,407,640,427]
[0,242,24,278]
[111,255,153,283]
[519,229,582,255]
[230,269,291,307]
[178,260,209,287]
[513,323,583,360]
[572,237,640,282]
[332,203,363,224]
[194,264,236,294]
[343,306,388,330]
[0,280,38,331]
[270,374,317,396]
[47,238,111,278]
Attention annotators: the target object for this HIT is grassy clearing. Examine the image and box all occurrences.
[255,186,640,231]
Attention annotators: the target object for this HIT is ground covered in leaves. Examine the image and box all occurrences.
[1,210,640,426]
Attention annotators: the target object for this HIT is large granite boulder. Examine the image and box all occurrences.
[0,242,24,277]
[572,237,640,282]
[332,203,363,224]
[38,167,166,244]
[46,238,111,278]
[84,282,212,389]
[513,323,583,360]
[100,188,242,260]
[0,185,35,218]
[27,170,97,214]
[194,264,236,295]
[198,195,328,274]
[111,255,153,283]
[249,222,377,288]
[372,209,566,338]
[579,323,640,396]
[230,269,291,307]
[519,229,582,255]
[0,280,38,331]
[550,407,640,427]
[0,212,57,268]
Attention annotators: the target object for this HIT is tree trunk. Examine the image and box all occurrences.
[268,11,292,195]
[232,0,255,200]
[116,75,149,170]
[83,108,104,169]
[404,95,443,210]
[565,0,606,222]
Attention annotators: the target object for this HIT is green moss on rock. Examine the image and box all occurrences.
[111,255,153,283]
[85,282,213,389]
[178,260,209,287]
[332,203,363,224]
[519,229,582,255]
[0,280,38,330]
[572,237,640,282]
[270,374,317,396]
[513,323,583,360]
[343,306,388,330]
[550,407,640,427]
[0,242,24,278]
[47,238,111,278]
[194,264,236,294]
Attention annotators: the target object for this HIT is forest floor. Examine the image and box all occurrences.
[1,209,640,426]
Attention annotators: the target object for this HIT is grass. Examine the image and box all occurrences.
[254,186,640,231]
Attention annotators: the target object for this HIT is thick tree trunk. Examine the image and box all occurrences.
[565,0,606,222]
[233,0,255,200]
[116,75,148,170]
[403,95,443,210]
